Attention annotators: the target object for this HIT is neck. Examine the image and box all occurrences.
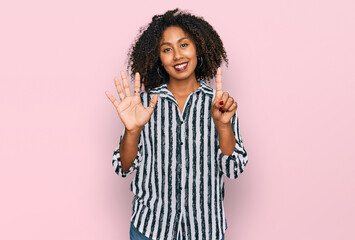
[167,75,200,98]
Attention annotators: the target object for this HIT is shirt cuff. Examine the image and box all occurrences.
[217,141,248,179]
[217,113,248,179]
[112,129,144,178]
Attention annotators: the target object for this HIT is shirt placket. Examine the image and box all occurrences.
[163,86,200,240]
[175,108,186,240]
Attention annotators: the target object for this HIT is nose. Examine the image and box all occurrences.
[173,48,183,61]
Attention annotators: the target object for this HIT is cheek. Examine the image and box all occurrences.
[188,48,196,57]
[189,54,198,66]
[187,48,197,62]
[160,53,172,66]
[159,55,166,66]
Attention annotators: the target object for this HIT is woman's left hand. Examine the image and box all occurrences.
[211,67,238,126]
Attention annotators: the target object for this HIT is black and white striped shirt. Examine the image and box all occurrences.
[112,80,248,240]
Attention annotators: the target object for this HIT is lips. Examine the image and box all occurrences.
[173,62,188,71]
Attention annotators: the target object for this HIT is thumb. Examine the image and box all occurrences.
[212,95,222,111]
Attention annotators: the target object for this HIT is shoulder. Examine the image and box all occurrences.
[198,80,215,99]
[148,83,167,94]
[141,83,169,102]
[139,88,163,107]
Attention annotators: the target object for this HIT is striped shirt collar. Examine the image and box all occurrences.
[148,80,214,99]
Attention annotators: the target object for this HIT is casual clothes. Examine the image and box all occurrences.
[113,80,248,240]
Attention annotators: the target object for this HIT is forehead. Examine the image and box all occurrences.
[160,26,191,42]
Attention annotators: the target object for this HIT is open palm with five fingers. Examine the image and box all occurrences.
[211,67,238,125]
[105,71,159,132]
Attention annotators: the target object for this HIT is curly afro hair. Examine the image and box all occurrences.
[126,8,228,92]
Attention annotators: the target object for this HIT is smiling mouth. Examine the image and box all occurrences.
[173,62,188,71]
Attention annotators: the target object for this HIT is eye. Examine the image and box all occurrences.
[181,43,188,47]
[163,48,171,53]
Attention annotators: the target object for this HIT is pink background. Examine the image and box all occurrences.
[1,0,354,239]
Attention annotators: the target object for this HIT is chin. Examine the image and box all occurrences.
[171,72,195,81]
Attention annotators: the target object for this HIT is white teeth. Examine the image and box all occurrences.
[174,63,188,69]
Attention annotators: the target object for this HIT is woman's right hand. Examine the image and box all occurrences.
[105,70,159,132]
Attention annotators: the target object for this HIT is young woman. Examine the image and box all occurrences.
[105,8,248,240]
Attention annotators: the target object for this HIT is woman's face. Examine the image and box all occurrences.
[159,26,198,83]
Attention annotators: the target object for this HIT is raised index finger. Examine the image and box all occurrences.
[216,67,223,99]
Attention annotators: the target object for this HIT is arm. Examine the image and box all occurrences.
[112,126,144,177]
[120,127,143,172]
[105,71,158,178]
[216,111,248,179]
[210,68,248,179]
[215,121,236,156]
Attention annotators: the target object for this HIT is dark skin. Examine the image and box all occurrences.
[105,27,237,172]
[127,8,229,92]
[159,26,200,113]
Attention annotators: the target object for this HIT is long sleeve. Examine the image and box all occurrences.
[217,111,248,179]
[112,127,144,178]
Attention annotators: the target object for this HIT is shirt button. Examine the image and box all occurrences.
[178,210,181,213]
[179,187,183,190]
[180,142,183,145]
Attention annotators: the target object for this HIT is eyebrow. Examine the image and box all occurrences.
[160,37,188,47]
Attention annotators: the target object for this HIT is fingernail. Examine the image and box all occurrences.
[219,101,223,105]
[219,107,223,111]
